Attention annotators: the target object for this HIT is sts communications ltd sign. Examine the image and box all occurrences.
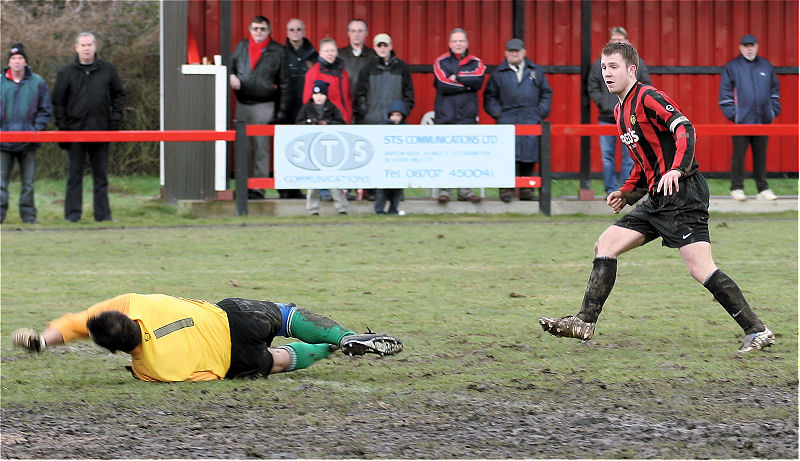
[274,125,516,189]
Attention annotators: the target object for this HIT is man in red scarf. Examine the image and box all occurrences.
[230,16,289,200]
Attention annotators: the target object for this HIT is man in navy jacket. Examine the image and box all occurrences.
[484,38,552,202]
[718,34,781,202]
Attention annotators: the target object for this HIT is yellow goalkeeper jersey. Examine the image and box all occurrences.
[48,293,232,382]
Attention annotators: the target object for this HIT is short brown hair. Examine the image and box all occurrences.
[602,41,639,69]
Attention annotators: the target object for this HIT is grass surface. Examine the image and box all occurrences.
[2,216,797,401]
[0,174,796,226]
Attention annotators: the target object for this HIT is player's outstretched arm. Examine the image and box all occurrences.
[11,327,64,353]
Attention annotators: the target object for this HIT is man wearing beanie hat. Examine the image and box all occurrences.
[1,42,53,224]
[719,34,781,202]
[52,32,125,222]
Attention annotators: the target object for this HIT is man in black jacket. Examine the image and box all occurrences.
[52,32,125,223]
[230,16,290,199]
[354,33,414,125]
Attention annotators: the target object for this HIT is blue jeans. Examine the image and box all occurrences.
[1,150,37,223]
[599,122,633,194]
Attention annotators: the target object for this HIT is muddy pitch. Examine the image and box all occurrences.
[2,379,797,459]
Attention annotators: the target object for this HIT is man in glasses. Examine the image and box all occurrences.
[230,16,289,200]
[353,33,414,125]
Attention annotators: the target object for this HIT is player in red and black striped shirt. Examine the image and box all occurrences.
[539,41,774,353]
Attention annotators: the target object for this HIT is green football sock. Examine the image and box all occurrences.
[280,343,333,371]
[287,307,356,346]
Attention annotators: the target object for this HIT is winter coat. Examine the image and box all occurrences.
[433,50,486,124]
[52,55,125,131]
[378,100,409,125]
[587,56,650,123]
[484,58,553,163]
[295,99,345,125]
[338,45,376,99]
[718,54,781,124]
[353,52,415,124]
[284,37,318,123]
[231,38,290,118]
[0,66,52,152]
[303,58,352,123]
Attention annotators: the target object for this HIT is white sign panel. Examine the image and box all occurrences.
[274,125,516,189]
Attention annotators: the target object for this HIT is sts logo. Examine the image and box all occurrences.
[285,132,374,171]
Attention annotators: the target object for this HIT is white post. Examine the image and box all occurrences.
[181,57,228,191]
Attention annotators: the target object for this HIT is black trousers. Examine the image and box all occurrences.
[65,142,111,221]
[730,135,769,192]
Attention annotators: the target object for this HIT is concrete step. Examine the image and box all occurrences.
[178,195,798,218]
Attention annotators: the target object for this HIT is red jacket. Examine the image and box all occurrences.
[303,58,352,123]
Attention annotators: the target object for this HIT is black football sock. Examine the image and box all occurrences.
[703,269,764,334]
[576,257,617,323]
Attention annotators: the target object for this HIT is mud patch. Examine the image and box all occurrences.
[2,380,796,459]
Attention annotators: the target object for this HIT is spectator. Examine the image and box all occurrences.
[283,18,318,126]
[1,43,52,225]
[338,19,376,102]
[304,38,352,123]
[354,33,415,124]
[354,32,414,202]
[281,18,316,200]
[433,28,486,204]
[586,26,650,195]
[11,292,403,381]
[719,34,781,201]
[484,38,552,203]
[53,32,125,223]
[375,100,409,215]
[230,15,290,200]
[296,80,348,216]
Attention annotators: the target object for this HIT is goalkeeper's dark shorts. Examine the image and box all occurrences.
[614,173,710,249]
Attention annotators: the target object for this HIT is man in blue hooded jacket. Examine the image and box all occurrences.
[0,43,52,224]
[718,34,781,202]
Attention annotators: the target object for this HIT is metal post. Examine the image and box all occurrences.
[579,0,593,195]
[540,121,552,216]
[234,120,249,216]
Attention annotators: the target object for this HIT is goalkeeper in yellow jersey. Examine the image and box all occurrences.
[11,293,402,382]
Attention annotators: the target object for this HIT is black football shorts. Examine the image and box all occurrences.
[614,173,711,248]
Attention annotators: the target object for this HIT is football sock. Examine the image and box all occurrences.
[576,257,617,323]
[286,307,356,346]
[703,269,764,334]
[279,343,333,371]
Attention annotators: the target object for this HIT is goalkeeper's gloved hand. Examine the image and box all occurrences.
[11,328,46,353]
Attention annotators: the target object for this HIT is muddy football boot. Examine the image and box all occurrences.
[340,333,403,356]
[539,316,595,341]
[737,327,775,353]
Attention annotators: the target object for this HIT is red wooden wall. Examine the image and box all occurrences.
[187,0,799,173]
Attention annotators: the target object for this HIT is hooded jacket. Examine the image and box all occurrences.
[303,57,352,123]
[379,100,409,125]
[484,58,553,163]
[1,66,52,152]
[718,54,781,124]
[52,55,125,131]
[433,49,486,124]
[231,38,290,117]
[354,52,414,124]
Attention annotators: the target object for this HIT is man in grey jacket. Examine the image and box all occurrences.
[586,27,650,195]
[718,34,781,202]
[230,16,289,199]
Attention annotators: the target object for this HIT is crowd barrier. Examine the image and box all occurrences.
[2,123,796,217]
